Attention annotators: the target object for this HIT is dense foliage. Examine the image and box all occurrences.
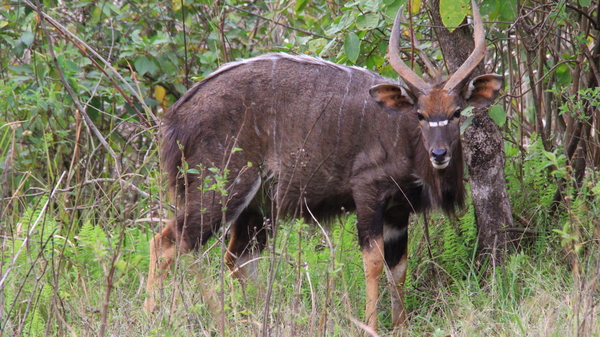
[1,0,600,335]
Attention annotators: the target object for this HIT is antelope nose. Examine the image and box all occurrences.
[431,149,447,162]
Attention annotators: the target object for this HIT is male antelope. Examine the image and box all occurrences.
[145,0,502,330]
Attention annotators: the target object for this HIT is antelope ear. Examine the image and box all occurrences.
[369,84,415,114]
[464,74,503,108]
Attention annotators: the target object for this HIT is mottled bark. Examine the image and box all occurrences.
[462,113,515,262]
[429,0,516,263]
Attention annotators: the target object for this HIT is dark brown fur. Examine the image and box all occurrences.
[146,53,502,330]
[162,55,464,237]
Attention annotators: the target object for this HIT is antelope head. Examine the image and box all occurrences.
[369,0,503,170]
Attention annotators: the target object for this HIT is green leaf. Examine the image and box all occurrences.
[8,64,34,75]
[439,0,470,32]
[556,64,572,85]
[461,105,475,117]
[325,15,354,36]
[488,105,506,127]
[295,0,310,14]
[134,56,158,76]
[384,0,403,17]
[344,32,361,64]
[580,0,592,6]
[366,55,385,69]
[505,147,518,157]
[19,31,34,47]
[592,182,600,196]
[498,0,517,22]
[480,0,498,19]
[460,115,474,134]
[379,64,399,78]
[356,13,380,30]
[106,2,122,15]
[308,38,328,53]
[360,0,382,12]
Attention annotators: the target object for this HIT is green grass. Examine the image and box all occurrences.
[2,188,598,336]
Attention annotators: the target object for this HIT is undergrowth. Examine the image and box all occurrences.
[2,112,599,336]
[1,164,599,336]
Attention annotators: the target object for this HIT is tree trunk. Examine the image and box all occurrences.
[429,0,516,264]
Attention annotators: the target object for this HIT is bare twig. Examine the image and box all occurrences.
[566,4,598,30]
[0,177,172,210]
[217,0,230,63]
[225,4,332,40]
[347,315,380,337]
[399,5,438,78]
[181,0,190,88]
[100,226,125,337]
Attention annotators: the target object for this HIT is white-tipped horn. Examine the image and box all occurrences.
[443,0,486,93]
[389,6,431,95]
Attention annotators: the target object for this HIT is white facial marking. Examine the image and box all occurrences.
[431,159,450,169]
[428,120,449,127]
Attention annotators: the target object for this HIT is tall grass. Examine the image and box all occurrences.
[2,169,599,336]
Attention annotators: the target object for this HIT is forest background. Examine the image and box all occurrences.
[1,0,599,336]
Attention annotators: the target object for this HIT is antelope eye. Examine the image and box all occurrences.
[416,112,425,121]
[452,108,462,119]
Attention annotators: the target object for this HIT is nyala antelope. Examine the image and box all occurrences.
[145,0,502,331]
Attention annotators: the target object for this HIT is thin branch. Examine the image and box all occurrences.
[218,0,230,63]
[566,4,598,30]
[398,6,438,78]
[0,178,175,211]
[225,4,332,40]
[181,0,190,89]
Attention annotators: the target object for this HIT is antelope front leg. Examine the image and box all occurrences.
[389,254,408,329]
[144,228,177,312]
[362,237,385,331]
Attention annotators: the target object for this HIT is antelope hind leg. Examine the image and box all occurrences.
[224,208,266,280]
[144,225,179,312]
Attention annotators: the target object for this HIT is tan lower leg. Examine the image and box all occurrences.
[225,250,259,280]
[144,232,176,312]
[224,230,248,280]
[363,237,384,331]
[389,254,408,327]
